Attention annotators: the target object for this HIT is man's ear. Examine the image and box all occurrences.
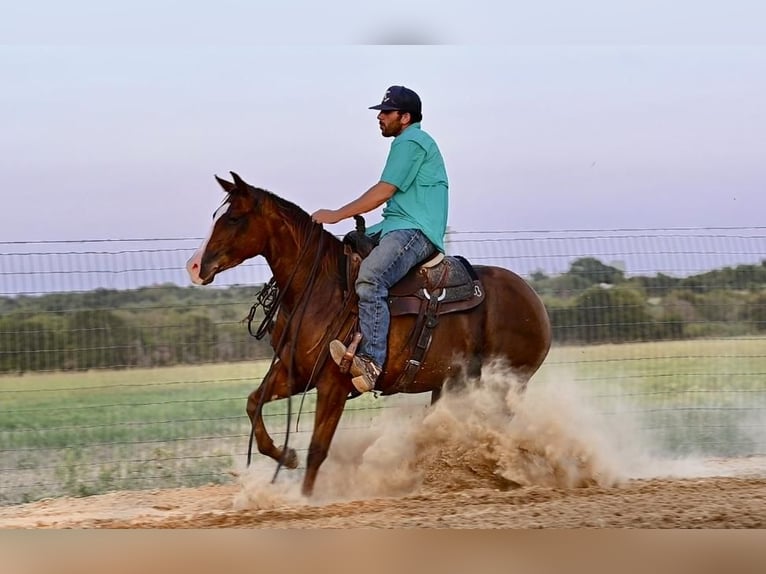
[400,111,412,125]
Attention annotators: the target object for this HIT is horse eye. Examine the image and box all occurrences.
[228,215,240,225]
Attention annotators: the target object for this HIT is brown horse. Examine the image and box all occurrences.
[186,172,552,497]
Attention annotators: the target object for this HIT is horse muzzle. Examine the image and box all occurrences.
[186,251,217,285]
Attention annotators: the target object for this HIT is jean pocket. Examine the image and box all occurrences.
[417,233,436,260]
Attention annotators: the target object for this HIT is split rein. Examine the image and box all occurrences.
[242,221,328,483]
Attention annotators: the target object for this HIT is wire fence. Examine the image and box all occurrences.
[2,226,765,295]
[1,227,765,505]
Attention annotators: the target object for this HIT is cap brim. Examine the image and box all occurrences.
[369,104,400,111]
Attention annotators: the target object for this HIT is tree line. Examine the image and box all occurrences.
[531,257,766,344]
[0,285,274,373]
[1,258,764,373]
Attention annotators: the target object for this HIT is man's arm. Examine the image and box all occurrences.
[311,181,397,225]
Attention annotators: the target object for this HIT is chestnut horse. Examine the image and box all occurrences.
[186,172,551,497]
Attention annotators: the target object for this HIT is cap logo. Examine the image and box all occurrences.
[382,90,391,103]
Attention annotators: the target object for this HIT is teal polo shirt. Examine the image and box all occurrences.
[366,122,449,253]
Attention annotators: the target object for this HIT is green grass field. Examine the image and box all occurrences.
[540,337,766,400]
[536,337,766,461]
[1,337,765,505]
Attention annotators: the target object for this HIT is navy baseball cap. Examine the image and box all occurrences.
[369,85,422,115]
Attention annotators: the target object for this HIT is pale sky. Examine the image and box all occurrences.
[1,2,765,244]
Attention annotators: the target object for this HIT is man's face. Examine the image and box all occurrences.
[377,110,409,137]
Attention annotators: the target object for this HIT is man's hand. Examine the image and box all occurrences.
[311,209,343,224]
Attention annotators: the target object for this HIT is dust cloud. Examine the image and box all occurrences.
[233,360,722,510]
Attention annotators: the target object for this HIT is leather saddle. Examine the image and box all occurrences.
[341,216,485,316]
[339,216,485,391]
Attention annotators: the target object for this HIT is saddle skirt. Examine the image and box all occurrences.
[387,252,485,316]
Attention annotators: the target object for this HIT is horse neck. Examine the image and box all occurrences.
[260,217,342,311]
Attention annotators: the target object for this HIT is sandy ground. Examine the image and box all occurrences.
[0,473,764,529]
[3,372,764,529]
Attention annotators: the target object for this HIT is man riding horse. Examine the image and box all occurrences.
[311,85,449,394]
[186,86,550,496]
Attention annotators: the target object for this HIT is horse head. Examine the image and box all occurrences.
[186,171,269,285]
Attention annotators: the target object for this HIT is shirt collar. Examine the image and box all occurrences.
[396,122,421,137]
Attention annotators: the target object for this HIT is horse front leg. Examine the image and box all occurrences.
[302,378,349,497]
[246,359,299,469]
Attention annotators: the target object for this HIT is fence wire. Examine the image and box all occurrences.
[0,227,764,505]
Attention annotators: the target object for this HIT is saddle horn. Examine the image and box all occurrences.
[353,215,366,234]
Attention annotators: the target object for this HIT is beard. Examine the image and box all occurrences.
[380,120,403,137]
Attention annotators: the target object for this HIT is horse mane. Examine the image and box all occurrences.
[244,185,346,283]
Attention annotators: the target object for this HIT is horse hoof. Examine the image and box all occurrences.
[283,448,299,469]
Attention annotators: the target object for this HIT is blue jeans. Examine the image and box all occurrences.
[355,229,437,368]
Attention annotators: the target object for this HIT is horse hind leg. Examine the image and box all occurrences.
[246,360,299,469]
[436,354,483,400]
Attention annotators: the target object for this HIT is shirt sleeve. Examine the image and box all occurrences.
[379,140,426,192]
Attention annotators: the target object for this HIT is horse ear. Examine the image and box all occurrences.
[214,175,235,192]
[230,171,247,189]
